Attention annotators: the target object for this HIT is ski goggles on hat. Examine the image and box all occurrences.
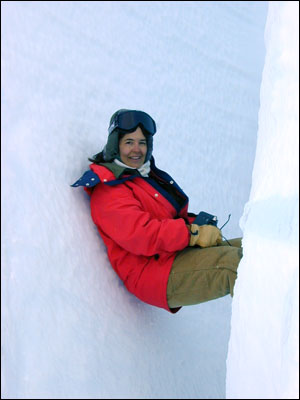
[108,110,156,135]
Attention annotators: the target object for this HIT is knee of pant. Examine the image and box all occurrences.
[220,247,242,271]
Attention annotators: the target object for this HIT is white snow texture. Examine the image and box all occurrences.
[1,1,298,399]
[226,2,299,399]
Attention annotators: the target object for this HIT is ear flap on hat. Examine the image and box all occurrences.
[103,130,120,161]
[145,134,153,162]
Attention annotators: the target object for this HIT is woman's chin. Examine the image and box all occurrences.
[124,158,145,168]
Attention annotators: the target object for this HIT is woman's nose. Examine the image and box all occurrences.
[133,143,141,152]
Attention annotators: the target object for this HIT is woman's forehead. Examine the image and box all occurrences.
[121,127,146,140]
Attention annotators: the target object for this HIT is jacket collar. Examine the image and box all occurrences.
[71,159,145,188]
[71,157,177,190]
[114,159,151,177]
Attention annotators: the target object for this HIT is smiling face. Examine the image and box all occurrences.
[119,127,147,168]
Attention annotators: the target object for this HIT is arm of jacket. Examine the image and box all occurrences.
[187,212,197,225]
[90,183,190,257]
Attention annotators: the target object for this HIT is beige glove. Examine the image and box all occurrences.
[188,224,222,247]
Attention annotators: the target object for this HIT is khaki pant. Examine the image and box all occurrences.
[167,238,243,308]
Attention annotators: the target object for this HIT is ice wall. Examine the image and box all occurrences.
[2,2,267,398]
[226,2,299,398]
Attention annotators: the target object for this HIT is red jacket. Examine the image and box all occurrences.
[74,159,194,313]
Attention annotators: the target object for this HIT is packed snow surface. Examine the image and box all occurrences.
[226,2,299,398]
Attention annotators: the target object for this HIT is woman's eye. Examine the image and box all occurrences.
[125,141,146,146]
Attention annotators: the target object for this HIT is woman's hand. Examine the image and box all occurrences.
[187,224,222,247]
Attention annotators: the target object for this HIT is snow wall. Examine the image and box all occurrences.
[226,2,299,399]
[2,2,267,399]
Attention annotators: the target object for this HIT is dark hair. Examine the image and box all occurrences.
[88,151,105,164]
[118,127,147,141]
[117,131,127,141]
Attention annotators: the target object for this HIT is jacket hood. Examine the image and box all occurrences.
[70,159,148,191]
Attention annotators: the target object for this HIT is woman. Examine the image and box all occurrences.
[72,109,242,313]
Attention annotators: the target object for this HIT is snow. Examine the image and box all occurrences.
[226,2,299,398]
[1,1,297,399]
